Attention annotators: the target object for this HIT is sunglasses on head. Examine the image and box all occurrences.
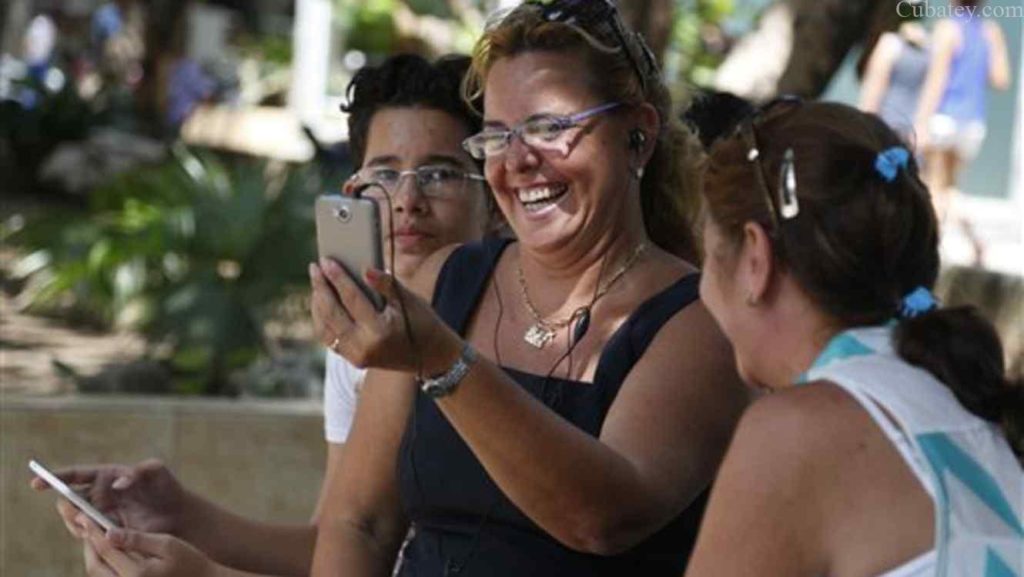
[523,0,659,92]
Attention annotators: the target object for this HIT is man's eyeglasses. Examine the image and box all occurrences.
[524,0,658,92]
[350,165,486,200]
[462,102,621,160]
[737,95,803,230]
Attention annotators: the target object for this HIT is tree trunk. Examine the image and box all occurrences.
[715,0,897,101]
[618,0,676,66]
[137,0,191,134]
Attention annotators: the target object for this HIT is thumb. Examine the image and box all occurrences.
[107,528,169,556]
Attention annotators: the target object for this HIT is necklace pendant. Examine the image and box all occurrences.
[524,324,556,349]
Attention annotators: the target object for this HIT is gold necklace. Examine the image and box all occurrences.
[517,243,648,349]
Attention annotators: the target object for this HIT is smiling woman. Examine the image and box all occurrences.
[301,1,749,576]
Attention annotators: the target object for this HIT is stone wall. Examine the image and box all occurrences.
[2,396,324,576]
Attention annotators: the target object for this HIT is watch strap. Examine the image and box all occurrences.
[419,344,477,398]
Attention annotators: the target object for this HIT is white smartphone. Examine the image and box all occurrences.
[29,459,118,532]
[315,195,386,311]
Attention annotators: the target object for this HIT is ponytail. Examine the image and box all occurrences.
[895,306,1024,464]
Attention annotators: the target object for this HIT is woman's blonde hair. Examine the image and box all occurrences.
[464,4,703,262]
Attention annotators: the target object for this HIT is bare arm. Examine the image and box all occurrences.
[172,491,316,576]
[171,442,350,574]
[39,460,317,577]
[915,21,959,130]
[431,302,749,554]
[859,33,900,113]
[307,247,460,576]
[685,384,933,577]
[310,368,414,577]
[314,249,747,555]
[984,21,1011,91]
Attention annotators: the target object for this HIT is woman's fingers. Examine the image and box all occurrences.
[309,262,355,342]
[56,500,85,539]
[83,521,138,577]
[30,464,106,491]
[83,538,119,577]
[318,258,380,323]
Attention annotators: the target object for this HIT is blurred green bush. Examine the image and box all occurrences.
[8,144,321,396]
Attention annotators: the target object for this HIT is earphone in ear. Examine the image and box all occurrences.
[628,129,647,152]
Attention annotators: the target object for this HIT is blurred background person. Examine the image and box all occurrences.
[859,20,930,143]
[915,0,1011,264]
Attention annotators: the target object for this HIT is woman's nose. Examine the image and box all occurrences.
[503,135,541,174]
[391,176,429,215]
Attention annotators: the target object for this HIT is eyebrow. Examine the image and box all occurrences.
[364,154,469,169]
[364,155,399,167]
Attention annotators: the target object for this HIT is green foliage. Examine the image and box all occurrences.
[336,0,399,55]
[670,0,737,88]
[9,145,321,395]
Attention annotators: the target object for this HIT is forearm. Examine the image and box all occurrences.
[178,490,316,576]
[915,73,946,125]
[311,517,403,577]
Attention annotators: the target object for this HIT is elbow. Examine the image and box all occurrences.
[555,509,655,556]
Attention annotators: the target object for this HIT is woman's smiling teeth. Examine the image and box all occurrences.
[516,184,569,212]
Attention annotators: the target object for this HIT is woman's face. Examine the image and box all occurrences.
[359,107,490,280]
[482,51,638,254]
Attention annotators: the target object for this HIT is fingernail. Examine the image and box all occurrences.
[111,476,131,490]
[308,263,317,278]
[365,268,383,283]
[75,514,88,528]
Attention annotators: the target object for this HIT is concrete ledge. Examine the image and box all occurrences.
[2,395,326,576]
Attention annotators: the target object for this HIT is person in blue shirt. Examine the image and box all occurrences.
[914,0,1011,263]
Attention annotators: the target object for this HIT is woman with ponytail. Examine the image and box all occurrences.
[686,100,1021,577]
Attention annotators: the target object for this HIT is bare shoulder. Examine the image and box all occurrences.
[726,381,905,490]
[408,244,463,299]
[645,295,734,373]
[735,382,875,453]
[683,383,894,576]
[934,19,961,46]
[983,20,1006,42]
[875,31,902,60]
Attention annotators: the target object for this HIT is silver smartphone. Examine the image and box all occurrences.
[29,459,118,532]
[315,195,385,311]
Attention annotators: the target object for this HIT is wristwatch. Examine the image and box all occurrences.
[418,343,477,398]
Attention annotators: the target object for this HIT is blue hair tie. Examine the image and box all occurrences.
[875,147,910,183]
[900,286,937,318]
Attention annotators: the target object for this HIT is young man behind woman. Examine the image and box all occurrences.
[33,53,496,577]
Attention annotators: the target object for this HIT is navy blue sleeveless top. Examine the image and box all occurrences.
[397,237,707,577]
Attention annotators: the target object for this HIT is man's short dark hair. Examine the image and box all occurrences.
[681,90,755,150]
[342,54,482,168]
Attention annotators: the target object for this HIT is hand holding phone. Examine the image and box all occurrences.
[315,195,385,310]
[30,459,118,532]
